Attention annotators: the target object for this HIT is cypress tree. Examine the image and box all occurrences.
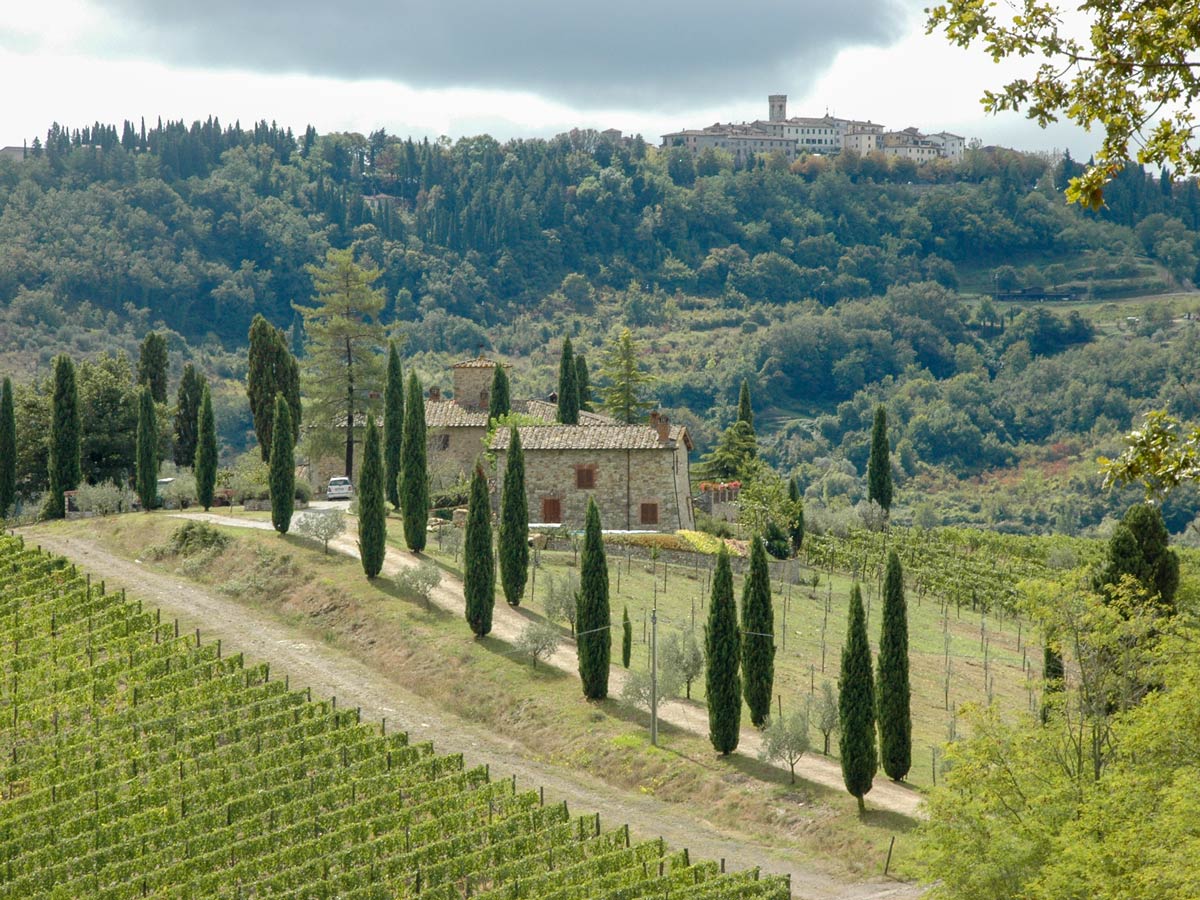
[463,465,494,637]
[577,497,611,699]
[741,535,775,728]
[839,584,877,815]
[47,355,81,519]
[269,394,295,534]
[195,385,217,511]
[737,379,754,430]
[383,341,404,510]
[867,405,893,512]
[876,551,911,782]
[247,315,300,461]
[357,418,387,577]
[173,363,205,467]
[1097,503,1179,614]
[575,354,591,411]
[705,545,741,754]
[137,331,169,403]
[788,475,805,555]
[0,378,15,519]
[498,428,528,606]
[556,337,579,425]
[135,387,158,512]
[622,605,632,668]
[400,371,429,552]
[488,363,511,422]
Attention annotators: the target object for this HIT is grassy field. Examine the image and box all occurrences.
[413,527,1037,794]
[32,513,922,882]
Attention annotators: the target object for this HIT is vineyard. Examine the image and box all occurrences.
[0,535,789,899]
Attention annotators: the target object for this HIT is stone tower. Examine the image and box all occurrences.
[451,356,508,410]
[769,94,787,123]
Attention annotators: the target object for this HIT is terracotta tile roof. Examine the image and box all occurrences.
[424,401,489,428]
[522,399,617,425]
[490,425,679,452]
[451,356,505,369]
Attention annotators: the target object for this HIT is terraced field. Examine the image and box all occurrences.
[0,535,789,898]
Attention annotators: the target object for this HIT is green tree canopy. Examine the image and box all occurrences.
[195,385,217,511]
[598,328,655,424]
[357,417,386,577]
[575,354,591,412]
[400,371,429,552]
[247,314,300,462]
[577,497,611,699]
[173,363,205,468]
[135,387,158,512]
[556,337,579,425]
[464,465,495,637]
[0,378,15,518]
[737,379,754,430]
[705,545,741,754]
[839,583,877,815]
[1097,503,1179,614]
[498,428,528,607]
[47,355,80,520]
[877,550,912,782]
[488,363,511,422]
[269,393,295,534]
[136,331,169,404]
[740,535,775,728]
[383,340,404,510]
[867,404,893,512]
[295,248,386,480]
[927,0,1200,207]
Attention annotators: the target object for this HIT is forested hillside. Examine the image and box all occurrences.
[4,118,1200,533]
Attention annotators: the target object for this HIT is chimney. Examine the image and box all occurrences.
[649,411,660,427]
[428,386,441,401]
[548,390,558,403]
[655,414,670,442]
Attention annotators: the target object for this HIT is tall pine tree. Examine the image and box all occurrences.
[463,465,494,637]
[357,418,387,577]
[598,329,655,424]
[47,355,80,519]
[488,363,511,422]
[867,405,893,513]
[556,337,579,425]
[137,331,169,404]
[737,379,754,430]
[839,583,877,815]
[498,428,528,607]
[173,363,205,467]
[876,551,911,782]
[577,497,611,699]
[269,394,295,535]
[575,354,591,411]
[706,545,741,754]
[741,535,775,728]
[0,378,15,519]
[383,340,404,510]
[135,387,158,512]
[400,371,429,552]
[195,385,217,511]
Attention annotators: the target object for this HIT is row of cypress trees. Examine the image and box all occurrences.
[839,550,912,815]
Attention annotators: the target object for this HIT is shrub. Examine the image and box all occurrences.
[395,560,442,611]
[160,473,197,510]
[294,510,346,554]
[74,481,130,516]
[516,620,561,669]
[678,529,725,555]
[543,571,579,635]
[154,521,230,558]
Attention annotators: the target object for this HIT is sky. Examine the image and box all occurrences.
[0,0,1097,157]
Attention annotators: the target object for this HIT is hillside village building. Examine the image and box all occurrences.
[661,95,964,164]
[317,355,695,533]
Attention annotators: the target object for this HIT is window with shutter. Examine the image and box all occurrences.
[542,498,562,524]
[575,465,595,489]
[640,503,659,526]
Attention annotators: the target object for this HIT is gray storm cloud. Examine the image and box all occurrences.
[95,0,908,108]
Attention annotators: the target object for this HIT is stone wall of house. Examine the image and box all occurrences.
[428,426,487,488]
[452,368,494,410]
[496,446,691,532]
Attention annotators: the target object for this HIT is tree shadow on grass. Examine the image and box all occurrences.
[473,632,572,682]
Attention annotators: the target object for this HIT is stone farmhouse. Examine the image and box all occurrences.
[491,411,695,532]
[315,354,696,533]
[661,95,965,164]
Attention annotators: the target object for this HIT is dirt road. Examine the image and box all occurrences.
[30,527,923,900]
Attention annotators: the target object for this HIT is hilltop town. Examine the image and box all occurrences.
[662,94,966,164]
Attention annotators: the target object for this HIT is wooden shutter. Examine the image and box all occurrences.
[575,465,595,489]
[640,503,659,526]
[542,498,562,524]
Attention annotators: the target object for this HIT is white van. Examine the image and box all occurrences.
[327,477,354,500]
